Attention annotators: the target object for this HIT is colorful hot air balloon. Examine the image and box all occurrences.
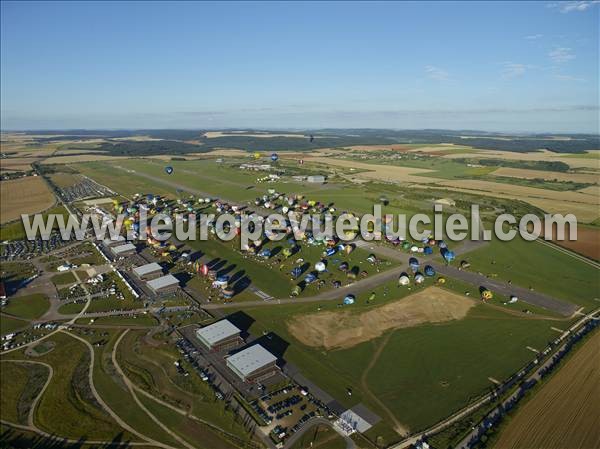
[343,294,355,305]
[481,288,493,301]
[315,261,327,272]
[424,265,436,276]
[414,273,425,284]
[271,153,279,162]
[441,248,455,262]
[398,273,410,286]
[165,166,174,175]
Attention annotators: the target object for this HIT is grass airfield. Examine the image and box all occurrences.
[1,141,599,448]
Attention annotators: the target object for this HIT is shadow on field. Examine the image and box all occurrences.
[0,427,135,448]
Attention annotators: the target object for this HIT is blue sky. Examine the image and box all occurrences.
[1,1,598,132]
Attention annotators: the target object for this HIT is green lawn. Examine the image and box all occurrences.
[466,236,600,311]
[220,295,558,441]
[2,332,137,441]
[51,271,77,286]
[0,315,29,335]
[2,294,50,320]
[289,424,346,449]
[76,314,157,327]
[58,301,85,315]
[0,362,31,423]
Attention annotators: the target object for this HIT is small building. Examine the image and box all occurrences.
[111,243,136,257]
[146,274,179,295]
[226,344,278,383]
[195,319,242,352]
[132,262,163,280]
[102,235,126,247]
[307,175,326,183]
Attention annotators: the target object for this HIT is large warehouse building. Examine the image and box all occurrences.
[147,274,179,295]
[226,344,278,383]
[195,319,242,352]
[111,243,136,257]
[132,262,163,280]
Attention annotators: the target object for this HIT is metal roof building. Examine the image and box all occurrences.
[103,235,126,247]
[111,243,136,256]
[226,344,278,383]
[146,274,179,295]
[132,262,163,280]
[195,319,242,352]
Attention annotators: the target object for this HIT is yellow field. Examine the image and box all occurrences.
[491,167,599,184]
[0,157,38,172]
[305,156,438,183]
[309,155,600,222]
[287,287,474,350]
[494,330,600,449]
[41,154,130,164]
[443,149,600,170]
[0,176,55,223]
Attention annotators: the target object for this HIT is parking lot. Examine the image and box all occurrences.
[57,176,114,203]
[1,232,69,261]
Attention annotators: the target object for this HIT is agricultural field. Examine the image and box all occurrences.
[492,329,600,449]
[0,175,56,224]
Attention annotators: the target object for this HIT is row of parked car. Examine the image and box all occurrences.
[1,233,67,260]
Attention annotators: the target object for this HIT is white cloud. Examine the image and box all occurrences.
[554,74,586,81]
[547,1,600,12]
[549,47,576,63]
[501,62,533,79]
[425,65,450,81]
[525,34,544,40]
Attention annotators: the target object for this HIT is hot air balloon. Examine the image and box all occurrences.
[437,277,446,284]
[424,265,436,276]
[368,292,376,302]
[398,273,410,286]
[291,285,302,297]
[259,248,272,259]
[315,261,327,272]
[423,246,433,255]
[305,273,317,284]
[480,288,493,301]
[441,248,455,262]
[460,260,471,269]
[409,257,420,271]
[343,295,355,305]
[165,166,174,175]
[339,262,349,272]
[402,241,411,250]
[414,273,425,284]
[344,244,355,255]
[271,153,279,162]
[291,266,302,279]
[253,152,261,160]
[222,289,234,299]
[325,247,336,257]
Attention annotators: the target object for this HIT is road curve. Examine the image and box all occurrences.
[111,329,195,449]
[282,417,356,449]
[62,330,178,449]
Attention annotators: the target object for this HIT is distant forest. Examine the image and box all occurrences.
[20,129,600,156]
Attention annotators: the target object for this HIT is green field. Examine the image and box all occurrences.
[289,424,346,449]
[2,294,50,320]
[76,314,157,326]
[0,205,69,241]
[0,315,29,335]
[58,301,85,314]
[219,293,560,443]
[466,236,600,311]
[0,361,32,423]
[51,271,77,286]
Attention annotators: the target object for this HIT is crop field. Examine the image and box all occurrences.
[493,329,600,449]
[0,176,55,224]
[544,225,600,261]
[491,166,599,184]
[443,149,600,170]
[303,154,600,222]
